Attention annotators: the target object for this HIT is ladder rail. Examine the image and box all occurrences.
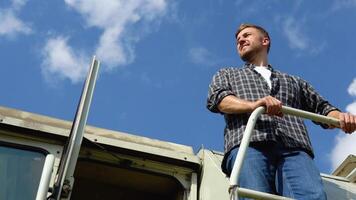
[229,106,340,200]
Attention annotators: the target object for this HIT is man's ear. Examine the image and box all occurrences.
[262,37,270,47]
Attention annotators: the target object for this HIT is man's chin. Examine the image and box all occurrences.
[240,52,254,62]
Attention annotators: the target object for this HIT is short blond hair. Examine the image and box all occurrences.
[235,23,271,52]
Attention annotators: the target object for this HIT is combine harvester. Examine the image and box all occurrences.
[0,58,355,200]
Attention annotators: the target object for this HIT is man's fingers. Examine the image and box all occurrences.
[350,115,356,133]
[266,97,274,114]
[343,113,350,133]
[339,113,346,131]
[339,113,356,134]
[345,113,356,134]
[345,114,351,133]
[264,96,282,116]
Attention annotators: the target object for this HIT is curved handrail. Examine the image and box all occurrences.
[229,106,340,200]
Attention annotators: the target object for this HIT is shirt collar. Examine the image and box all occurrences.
[244,63,273,71]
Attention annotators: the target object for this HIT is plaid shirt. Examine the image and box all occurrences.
[207,63,339,157]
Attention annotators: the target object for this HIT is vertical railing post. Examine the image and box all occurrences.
[35,154,55,200]
[229,107,265,200]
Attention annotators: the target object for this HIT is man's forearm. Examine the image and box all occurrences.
[218,95,283,116]
[326,110,341,120]
[217,95,256,114]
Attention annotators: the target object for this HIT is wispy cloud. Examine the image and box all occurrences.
[330,132,356,170]
[280,16,325,55]
[41,0,169,83]
[65,0,168,68]
[346,78,356,116]
[188,47,218,67]
[41,36,89,84]
[331,0,356,11]
[0,0,32,37]
[282,17,308,50]
[140,72,162,88]
[346,101,356,114]
[347,78,356,96]
[232,0,325,55]
[330,78,356,170]
[233,0,275,18]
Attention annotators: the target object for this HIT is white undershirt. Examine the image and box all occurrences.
[254,66,272,89]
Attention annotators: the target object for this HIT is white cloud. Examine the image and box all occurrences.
[332,0,356,11]
[330,133,356,170]
[139,72,162,88]
[41,0,169,83]
[189,47,217,67]
[282,17,308,50]
[346,101,356,114]
[0,0,31,37]
[330,79,356,170]
[347,78,356,97]
[41,37,89,83]
[280,16,325,55]
[12,0,28,11]
[346,78,356,114]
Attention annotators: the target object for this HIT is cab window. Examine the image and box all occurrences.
[0,145,46,200]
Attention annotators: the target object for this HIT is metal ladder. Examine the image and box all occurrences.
[229,106,340,200]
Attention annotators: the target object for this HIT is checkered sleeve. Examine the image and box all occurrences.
[299,78,340,128]
[207,68,235,113]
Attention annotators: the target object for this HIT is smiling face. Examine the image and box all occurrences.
[236,26,270,63]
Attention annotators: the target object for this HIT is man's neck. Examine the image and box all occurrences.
[247,52,268,66]
[249,58,268,67]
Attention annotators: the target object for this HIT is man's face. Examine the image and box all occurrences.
[236,27,267,62]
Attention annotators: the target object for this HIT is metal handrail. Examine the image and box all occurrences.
[35,154,55,200]
[229,106,340,200]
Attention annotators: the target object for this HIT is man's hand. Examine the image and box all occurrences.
[338,112,356,134]
[254,96,283,117]
[327,111,356,134]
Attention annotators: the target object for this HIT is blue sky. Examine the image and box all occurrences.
[0,0,355,174]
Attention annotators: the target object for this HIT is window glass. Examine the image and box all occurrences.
[0,145,46,200]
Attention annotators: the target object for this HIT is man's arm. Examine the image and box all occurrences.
[327,110,356,134]
[218,95,283,116]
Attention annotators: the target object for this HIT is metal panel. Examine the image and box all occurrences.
[198,150,230,200]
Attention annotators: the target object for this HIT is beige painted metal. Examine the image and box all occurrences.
[189,173,198,200]
[333,155,356,183]
[322,174,356,199]
[84,133,200,165]
[198,150,230,200]
[0,106,196,160]
[0,105,200,200]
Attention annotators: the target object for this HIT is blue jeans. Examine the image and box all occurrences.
[225,142,326,200]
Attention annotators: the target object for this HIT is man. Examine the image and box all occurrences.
[206,23,356,199]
